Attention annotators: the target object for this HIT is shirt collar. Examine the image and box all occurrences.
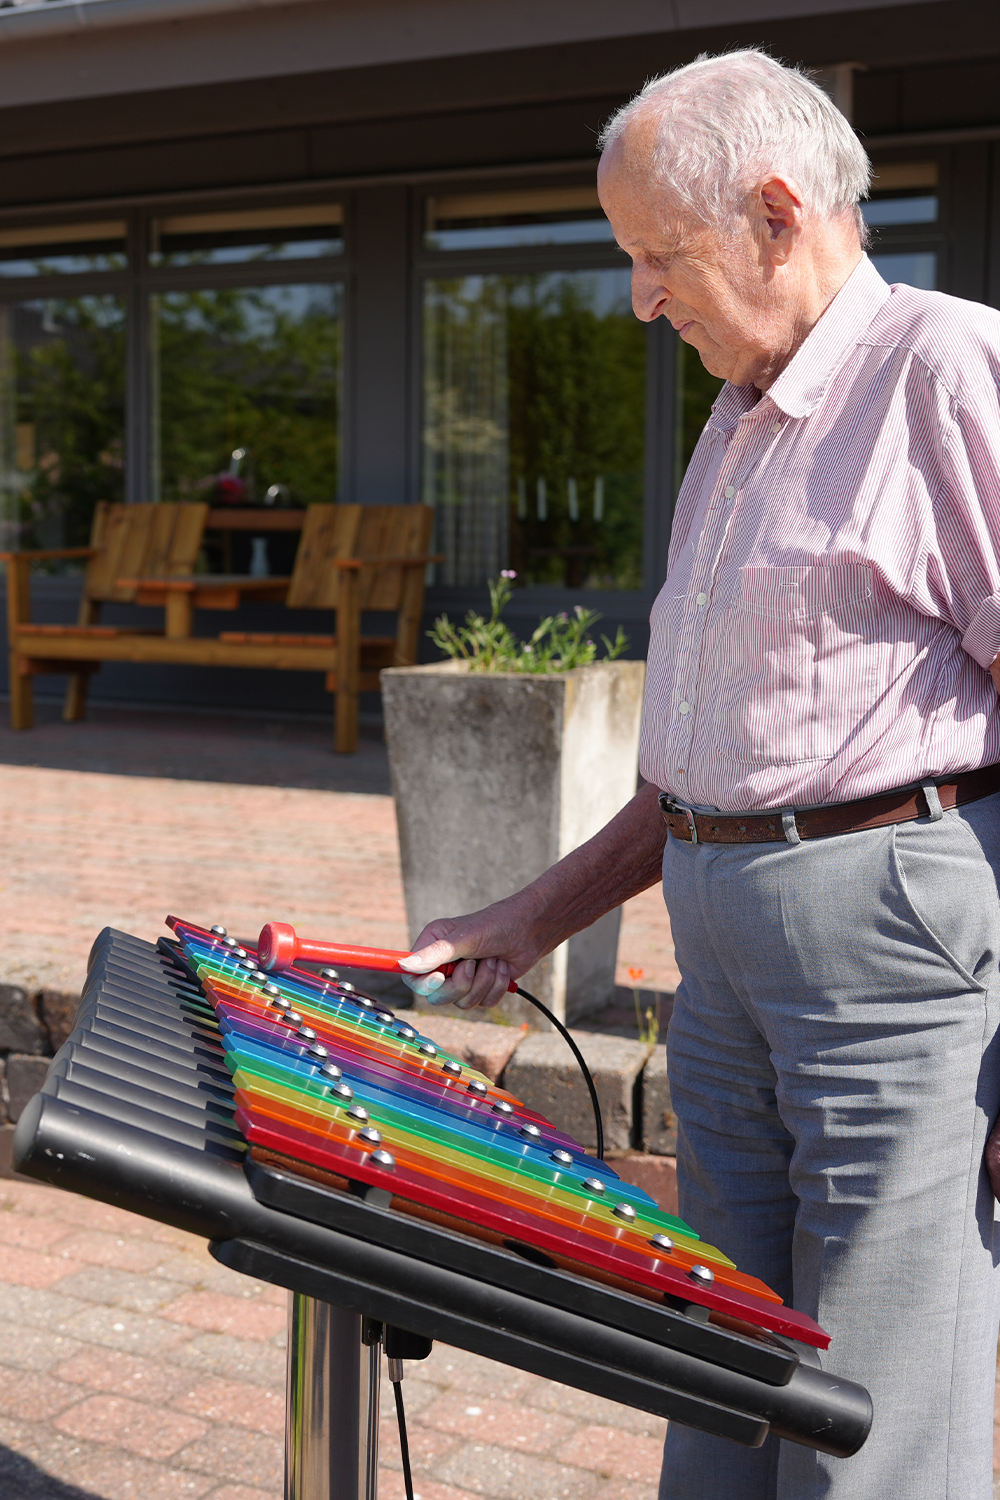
[707,255,892,429]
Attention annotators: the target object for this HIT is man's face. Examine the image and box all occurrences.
[598,143,780,388]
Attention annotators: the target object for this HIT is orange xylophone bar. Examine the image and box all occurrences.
[257,921,518,990]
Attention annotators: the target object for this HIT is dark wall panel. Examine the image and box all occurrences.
[0,127,313,208]
[309,97,622,179]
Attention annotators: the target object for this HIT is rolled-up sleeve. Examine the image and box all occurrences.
[927,385,1000,664]
[962,593,1000,669]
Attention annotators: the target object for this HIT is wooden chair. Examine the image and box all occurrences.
[3,501,208,731]
[215,502,437,752]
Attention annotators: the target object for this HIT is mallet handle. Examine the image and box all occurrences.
[256,922,517,991]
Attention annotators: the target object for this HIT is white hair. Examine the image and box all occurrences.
[599,49,871,240]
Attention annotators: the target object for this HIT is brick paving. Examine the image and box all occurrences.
[1,700,996,1495]
[0,1179,667,1500]
[0,701,679,999]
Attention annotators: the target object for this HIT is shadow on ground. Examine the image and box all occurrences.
[0,698,392,795]
[0,1447,106,1499]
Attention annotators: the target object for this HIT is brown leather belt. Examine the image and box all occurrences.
[658,761,1000,845]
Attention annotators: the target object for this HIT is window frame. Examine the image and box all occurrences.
[0,191,353,520]
[865,149,951,290]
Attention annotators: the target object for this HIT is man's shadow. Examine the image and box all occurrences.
[0,1445,106,1499]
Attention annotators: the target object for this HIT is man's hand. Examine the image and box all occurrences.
[399,894,544,1011]
[397,781,669,1011]
[986,1116,1000,1202]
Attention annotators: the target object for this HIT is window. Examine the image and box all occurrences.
[423,269,644,590]
[425,188,614,251]
[150,205,344,265]
[420,183,649,592]
[152,284,343,509]
[865,162,941,291]
[0,221,127,278]
[0,296,126,551]
[0,198,346,559]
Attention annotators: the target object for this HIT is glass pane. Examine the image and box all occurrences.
[425,188,615,251]
[0,296,125,552]
[151,205,343,266]
[0,221,127,277]
[871,252,937,289]
[153,285,342,515]
[862,195,937,227]
[423,270,644,589]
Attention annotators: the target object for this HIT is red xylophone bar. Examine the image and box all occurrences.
[256,922,518,990]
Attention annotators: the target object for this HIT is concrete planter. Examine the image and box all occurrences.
[381,658,645,1026]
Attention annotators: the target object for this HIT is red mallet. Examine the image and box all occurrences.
[256,922,517,990]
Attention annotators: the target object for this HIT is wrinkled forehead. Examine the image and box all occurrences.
[598,137,694,250]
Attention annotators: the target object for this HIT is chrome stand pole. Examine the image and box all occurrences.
[285,1293,381,1500]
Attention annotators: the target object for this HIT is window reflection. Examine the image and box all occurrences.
[871,252,937,289]
[150,205,343,266]
[0,222,127,277]
[862,196,937,227]
[425,188,614,251]
[422,270,644,589]
[152,285,342,516]
[0,297,125,552]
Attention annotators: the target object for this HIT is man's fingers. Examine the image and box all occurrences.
[986,1117,1000,1201]
[399,970,447,999]
[399,937,460,974]
[455,958,512,1011]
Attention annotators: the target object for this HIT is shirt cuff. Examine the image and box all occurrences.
[962,592,1000,669]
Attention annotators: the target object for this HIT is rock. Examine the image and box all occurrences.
[40,989,81,1051]
[411,1013,526,1082]
[6,1055,51,1123]
[504,1030,650,1154]
[641,1044,677,1155]
[0,983,44,1054]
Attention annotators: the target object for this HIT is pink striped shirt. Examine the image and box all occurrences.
[640,255,1000,812]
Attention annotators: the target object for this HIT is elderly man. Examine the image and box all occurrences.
[400,49,1000,1500]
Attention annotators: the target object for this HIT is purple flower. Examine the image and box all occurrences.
[500,569,517,579]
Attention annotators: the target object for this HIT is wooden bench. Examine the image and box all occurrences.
[3,500,209,730]
[5,501,437,753]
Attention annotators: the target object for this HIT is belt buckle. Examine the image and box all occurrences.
[660,793,698,845]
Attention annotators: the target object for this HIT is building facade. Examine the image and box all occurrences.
[0,0,997,712]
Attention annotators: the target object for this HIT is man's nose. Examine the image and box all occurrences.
[631,264,670,323]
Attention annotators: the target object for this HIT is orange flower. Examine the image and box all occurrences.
[628,966,644,983]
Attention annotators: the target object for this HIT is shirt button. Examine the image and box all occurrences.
[696,592,708,607]
[772,421,782,433]
[678,701,691,716]
[725,485,735,499]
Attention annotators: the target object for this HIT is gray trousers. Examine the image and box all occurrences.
[657,793,1000,1500]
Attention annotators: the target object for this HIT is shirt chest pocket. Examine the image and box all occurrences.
[705,563,877,767]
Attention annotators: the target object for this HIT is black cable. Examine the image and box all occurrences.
[393,1378,415,1500]
[514,984,604,1161]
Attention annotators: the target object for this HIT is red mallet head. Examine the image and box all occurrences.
[257,922,298,972]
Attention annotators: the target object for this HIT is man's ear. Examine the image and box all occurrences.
[755,176,804,266]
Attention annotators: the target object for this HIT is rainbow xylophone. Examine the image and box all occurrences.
[169,915,817,1346]
[13,917,873,1486]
